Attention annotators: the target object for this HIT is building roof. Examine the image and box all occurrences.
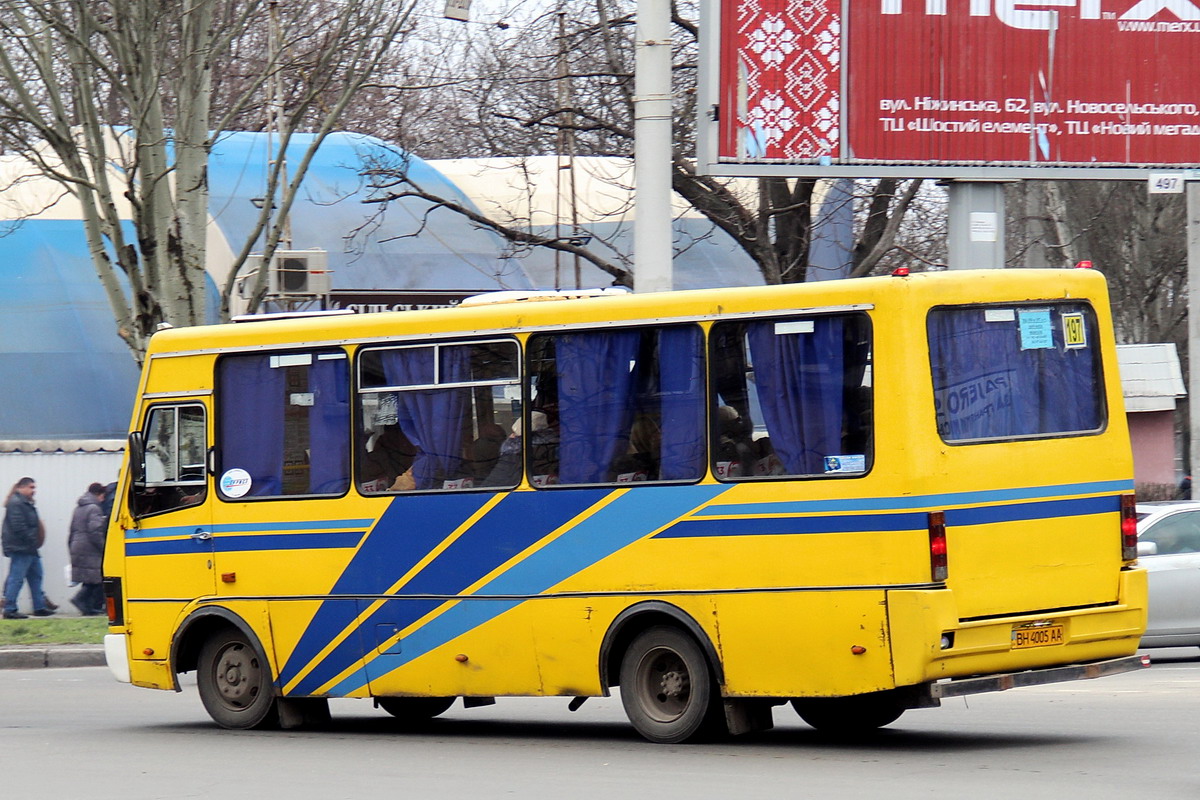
[1117,343,1186,413]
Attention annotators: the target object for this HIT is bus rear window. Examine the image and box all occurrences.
[928,303,1105,442]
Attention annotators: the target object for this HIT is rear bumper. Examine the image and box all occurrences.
[913,653,1149,707]
[888,567,1148,687]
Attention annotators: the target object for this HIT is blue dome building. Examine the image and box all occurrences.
[0,133,533,440]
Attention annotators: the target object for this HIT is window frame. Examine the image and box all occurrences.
[525,322,708,489]
[214,347,353,502]
[708,310,874,483]
[131,401,208,519]
[355,337,523,495]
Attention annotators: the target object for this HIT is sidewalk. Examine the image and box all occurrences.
[0,644,106,669]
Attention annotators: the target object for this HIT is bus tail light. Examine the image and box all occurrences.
[929,511,948,582]
[1121,494,1138,560]
[103,576,124,626]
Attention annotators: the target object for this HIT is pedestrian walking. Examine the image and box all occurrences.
[69,482,108,616]
[2,477,54,619]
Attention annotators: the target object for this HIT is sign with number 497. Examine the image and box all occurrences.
[1148,173,1185,195]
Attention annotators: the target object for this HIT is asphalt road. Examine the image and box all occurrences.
[3,649,1199,800]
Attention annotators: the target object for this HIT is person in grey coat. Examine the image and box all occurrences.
[69,483,108,616]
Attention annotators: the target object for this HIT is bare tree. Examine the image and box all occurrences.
[0,0,415,362]
[1011,181,1186,346]
[353,0,928,285]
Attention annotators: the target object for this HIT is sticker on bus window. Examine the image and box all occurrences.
[220,468,252,498]
[1062,313,1088,349]
[1018,309,1054,350]
[824,455,866,474]
[774,320,815,335]
[984,308,1016,323]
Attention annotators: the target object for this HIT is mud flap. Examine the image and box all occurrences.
[723,698,775,736]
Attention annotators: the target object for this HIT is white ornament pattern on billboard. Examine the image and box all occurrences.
[734,0,840,160]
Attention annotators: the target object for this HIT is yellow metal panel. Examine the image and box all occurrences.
[127,656,176,691]
[713,591,893,697]
[125,602,189,665]
[142,354,215,394]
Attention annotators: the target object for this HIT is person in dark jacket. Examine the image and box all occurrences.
[69,483,108,616]
[2,477,54,619]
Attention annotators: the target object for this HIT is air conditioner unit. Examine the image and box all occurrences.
[267,250,331,297]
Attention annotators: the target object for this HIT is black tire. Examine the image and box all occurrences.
[197,629,278,730]
[377,696,456,722]
[791,693,905,736]
[619,625,721,744]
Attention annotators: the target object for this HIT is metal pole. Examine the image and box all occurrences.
[633,0,673,292]
[1186,181,1200,480]
[946,181,1007,269]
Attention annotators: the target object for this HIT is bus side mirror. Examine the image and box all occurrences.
[128,431,146,485]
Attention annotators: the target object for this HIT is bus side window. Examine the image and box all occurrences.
[710,313,873,479]
[526,325,705,487]
[357,339,521,493]
[132,404,207,517]
[216,350,351,499]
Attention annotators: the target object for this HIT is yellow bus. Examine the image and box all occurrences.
[102,268,1148,743]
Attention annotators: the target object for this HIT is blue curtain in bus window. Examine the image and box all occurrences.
[658,327,705,480]
[219,355,285,496]
[928,307,1101,440]
[307,357,349,494]
[747,318,844,475]
[382,348,469,489]
[557,331,641,484]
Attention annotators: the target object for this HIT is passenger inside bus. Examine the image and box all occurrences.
[468,423,507,481]
[482,418,526,487]
[715,405,754,478]
[361,424,418,492]
[527,410,560,485]
[611,414,661,481]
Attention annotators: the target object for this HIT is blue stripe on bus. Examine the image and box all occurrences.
[276,491,495,689]
[690,479,1134,517]
[282,488,615,695]
[655,512,928,538]
[945,494,1120,526]
[655,493,1121,540]
[124,518,376,540]
[125,531,366,556]
[323,483,730,697]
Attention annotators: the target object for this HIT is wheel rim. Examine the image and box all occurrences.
[634,646,692,723]
[210,642,264,712]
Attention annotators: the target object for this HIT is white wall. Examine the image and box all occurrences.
[1,451,123,614]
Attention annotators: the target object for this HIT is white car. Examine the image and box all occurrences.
[1137,501,1200,649]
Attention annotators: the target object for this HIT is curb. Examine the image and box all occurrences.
[0,644,106,669]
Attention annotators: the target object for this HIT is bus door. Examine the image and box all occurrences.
[123,402,215,655]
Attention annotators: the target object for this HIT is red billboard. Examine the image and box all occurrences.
[706,0,1200,175]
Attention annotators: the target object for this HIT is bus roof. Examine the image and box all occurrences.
[145,269,1109,357]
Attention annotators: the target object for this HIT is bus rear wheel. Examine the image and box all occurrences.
[197,630,278,730]
[790,693,905,736]
[377,696,455,722]
[619,626,720,744]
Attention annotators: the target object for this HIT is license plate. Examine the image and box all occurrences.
[1011,624,1064,649]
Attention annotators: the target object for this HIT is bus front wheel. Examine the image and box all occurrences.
[197,629,279,730]
[790,693,905,735]
[377,696,455,722]
[619,625,720,744]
